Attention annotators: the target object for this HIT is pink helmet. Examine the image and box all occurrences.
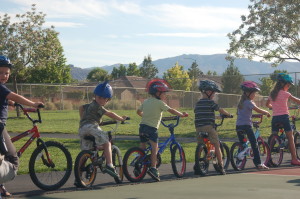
[240,81,260,92]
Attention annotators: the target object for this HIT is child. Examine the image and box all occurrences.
[78,81,128,178]
[0,55,44,196]
[266,73,300,166]
[194,80,232,175]
[236,81,270,169]
[137,79,188,181]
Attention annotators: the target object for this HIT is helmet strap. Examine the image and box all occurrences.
[204,91,213,99]
[154,92,161,100]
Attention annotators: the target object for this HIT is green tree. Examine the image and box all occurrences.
[188,61,203,91]
[163,62,192,91]
[140,54,158,79]
[87,68,109,82]
[227,0,300,66]
[110,64,127,79]
[127,62,140,76]
[259,77,274,96]
[222,60,245,94]
[0,4,72,86]
[206,70,217,76]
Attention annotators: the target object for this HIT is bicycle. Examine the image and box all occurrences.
[10,103,72,191]
[74,118,129,188]
[230,114,271,171]
[194,114,232,176]
[268,106,300,166]
[122,115,187,182]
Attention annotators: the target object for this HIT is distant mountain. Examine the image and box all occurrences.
[70,54,300,82]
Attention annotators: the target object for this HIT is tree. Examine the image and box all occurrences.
[0,4,72,86]
[140,55,158,79]
[259,76,274,96]
[227,0,300,66]
[222,60,245,94]
[127,62,140,76]
[188,61,203,91]
[87,68,109,82]
[163,62,192,91]
[206,70,217,76]
[110,64,127,79]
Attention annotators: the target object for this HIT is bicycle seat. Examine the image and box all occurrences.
[198,132,208,138]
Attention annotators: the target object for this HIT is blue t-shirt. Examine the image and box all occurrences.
[236,100,254,126]
[0,84,11,123]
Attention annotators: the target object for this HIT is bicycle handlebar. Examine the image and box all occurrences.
[100,117,130,126]
[161,116,180,128]
[14,103,43,124]
[215,114,233,128]
[252,114,263,124]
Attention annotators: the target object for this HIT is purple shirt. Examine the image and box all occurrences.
[236,100,254,126]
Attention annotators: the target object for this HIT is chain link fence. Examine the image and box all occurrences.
[5,72,299,110]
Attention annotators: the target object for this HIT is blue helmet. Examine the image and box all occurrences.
[94,81,113,98]
[199,80,221,92]
[0,55,12,69]
[277,73,293,85]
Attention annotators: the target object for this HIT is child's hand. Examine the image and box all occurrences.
[33,102,44,108]
[122,116,129,121]
[266,112,271,117]
[181,112,188,117]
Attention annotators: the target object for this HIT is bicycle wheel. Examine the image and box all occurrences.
[230,142,247,171]
[220,142,230,170]
[29,141,72,191]
[269,134,283,167]
[112,145,123,184]
[294,131,300,159]
[123,147,148,182]
[171,144,186,178]
[194,144,209,175]
[257,137,271,166]
[74,150,98,188]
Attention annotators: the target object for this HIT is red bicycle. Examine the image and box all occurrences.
[11,103,72,191]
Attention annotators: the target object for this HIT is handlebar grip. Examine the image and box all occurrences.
[161,116,178,121]
[252,114,263,118]
[38,104,45,108]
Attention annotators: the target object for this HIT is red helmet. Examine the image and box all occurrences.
[146,79,171,95]
[240,81,260,92]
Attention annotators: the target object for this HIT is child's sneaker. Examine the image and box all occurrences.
[147,167,160,181]
[218,164,226,175]
[291,159,300,166]
[193,164,201,175]
[256,164,269,170]
[104,165,119,178]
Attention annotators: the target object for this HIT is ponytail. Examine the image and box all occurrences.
[270,82,284,101]
[237,93,248,114]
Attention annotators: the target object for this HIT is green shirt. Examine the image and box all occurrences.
[138,97,170,129]
[79,100,107,128]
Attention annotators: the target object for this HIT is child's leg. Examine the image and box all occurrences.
[149,140,158,168]
[286,131,299,162]
[246,129,261,166]
[102,141,113,166]
[214,142,223,166]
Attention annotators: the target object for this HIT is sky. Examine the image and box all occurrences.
[0,0,251,68]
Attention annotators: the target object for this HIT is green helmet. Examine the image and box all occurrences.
[199,80,221,92]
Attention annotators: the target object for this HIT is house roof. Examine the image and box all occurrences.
[110,76,148,89]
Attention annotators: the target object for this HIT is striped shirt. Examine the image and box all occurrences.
[194,98,220,127]
[268,90,291,116]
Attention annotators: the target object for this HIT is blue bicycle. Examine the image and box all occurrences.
[122,116,186,182]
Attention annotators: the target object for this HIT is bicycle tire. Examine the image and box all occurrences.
[294,131,300,159]
[171,144,186,178]
[74,150,98,188]
[29,141,72,191]
[220,142,230,170]
[123,147,147,182]
[269,134,283,167]
[257,137,271,166]
[112,145,123,184]
[194,144,209,176]
[230,142,247,171]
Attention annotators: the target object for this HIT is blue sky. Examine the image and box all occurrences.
[0,0,250,68]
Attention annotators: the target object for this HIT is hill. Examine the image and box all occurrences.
[71,54,300,82]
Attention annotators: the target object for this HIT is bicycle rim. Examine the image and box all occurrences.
[123,147,147,182]
[269,135,283,167]
[294,131,300,159]
[74,150,97,188]
[112,145,123,183]
[230,142,246,171]
[257,138,271,166]
[171,144,186,178]
[195,144,209,175]
[220,142,230,170]
[29,141,72,191]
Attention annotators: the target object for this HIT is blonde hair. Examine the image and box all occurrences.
[270,82,285,101]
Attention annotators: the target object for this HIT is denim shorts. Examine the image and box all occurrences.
[271,114,292,132]
[139,124,158,143]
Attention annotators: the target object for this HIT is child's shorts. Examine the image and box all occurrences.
[79,124,109,150]
[196,125,219,145]
[139,124,158,143]
[271,114,292,133]
[0,158,17,184]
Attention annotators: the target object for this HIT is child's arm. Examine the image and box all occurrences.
[104,111,127,121]
[253,104,271,117]
[265,99,272,109]
[137,109,143,117]
[6,92,43,108]
[167,108,188,117]
[289,95,300,104]
[218,108,232,117]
